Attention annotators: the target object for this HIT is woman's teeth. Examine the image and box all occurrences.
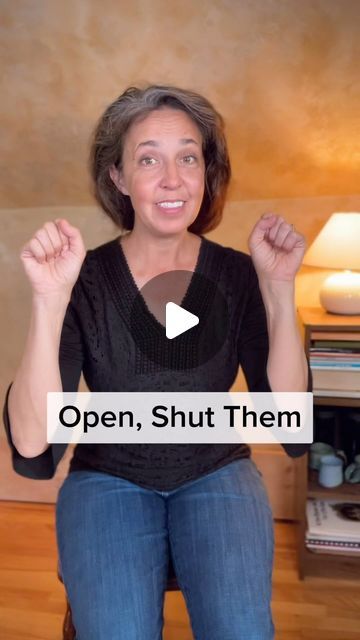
[157,201,184,209]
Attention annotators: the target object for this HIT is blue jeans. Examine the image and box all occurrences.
[56,458,274,639]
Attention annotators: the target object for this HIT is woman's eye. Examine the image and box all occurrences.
[140,157,157,166]
[182,155,197,164]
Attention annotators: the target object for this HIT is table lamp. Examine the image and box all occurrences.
[303,212,360,315]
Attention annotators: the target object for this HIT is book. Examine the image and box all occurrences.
[311,332,360,341]
[311,368,360,391]
[314,389,360,399]
[310,354,360,367]
[306,498,360,542]
[306,537,360,549]
[310,350,360,358]
[311,351,360,357]
[306,545,360,557]
[312,341,360,351]
[310,344,360,367]
[310,363,360,370]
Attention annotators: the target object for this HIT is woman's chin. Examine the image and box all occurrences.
[150,215,196,236]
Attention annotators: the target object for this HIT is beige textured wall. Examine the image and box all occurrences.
[1,0,359,501]
[1,0,359,206]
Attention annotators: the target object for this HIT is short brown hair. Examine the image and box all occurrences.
[89,85,231,234]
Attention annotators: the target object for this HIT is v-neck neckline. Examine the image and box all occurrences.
[99,234,224,372]
[115,234,207,321]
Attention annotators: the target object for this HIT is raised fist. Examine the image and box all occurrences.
[20,219,86,299]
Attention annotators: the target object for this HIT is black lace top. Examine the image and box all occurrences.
[3,235,310,490]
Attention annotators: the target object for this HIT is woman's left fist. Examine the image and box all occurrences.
[248,213,306,282]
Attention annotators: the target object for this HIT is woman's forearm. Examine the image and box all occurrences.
[259,280,308,392]
[8,294,70,458]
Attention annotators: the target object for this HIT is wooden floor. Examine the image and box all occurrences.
[1,502,360,640]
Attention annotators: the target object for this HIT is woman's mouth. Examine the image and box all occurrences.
[156,200,185,213]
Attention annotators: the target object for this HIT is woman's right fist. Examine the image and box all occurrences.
[20,219,86,299]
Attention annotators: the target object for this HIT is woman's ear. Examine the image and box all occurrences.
[109,165,129,196]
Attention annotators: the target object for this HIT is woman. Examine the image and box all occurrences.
[4,85,309,639]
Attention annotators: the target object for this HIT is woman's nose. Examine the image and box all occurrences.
[160,161,182,189]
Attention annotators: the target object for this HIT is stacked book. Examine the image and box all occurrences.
[309,332,360,398]
[306,498,360,555]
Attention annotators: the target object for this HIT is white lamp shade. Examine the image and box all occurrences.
[303,213,360,270]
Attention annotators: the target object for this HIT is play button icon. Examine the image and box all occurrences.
[129,268,229,370]
[166,302,199,339]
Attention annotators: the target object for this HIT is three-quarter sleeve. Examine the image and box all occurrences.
[2,291,84,479]
[237,260,312,458]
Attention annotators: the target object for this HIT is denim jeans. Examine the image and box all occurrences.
[56,458,274,640]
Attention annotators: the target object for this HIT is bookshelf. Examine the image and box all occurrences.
[296,307,360,580]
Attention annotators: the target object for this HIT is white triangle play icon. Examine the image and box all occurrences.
[165,302,199,339]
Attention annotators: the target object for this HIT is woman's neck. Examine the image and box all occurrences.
[120,229,201,275]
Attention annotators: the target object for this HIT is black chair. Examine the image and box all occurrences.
[59,556,180,640]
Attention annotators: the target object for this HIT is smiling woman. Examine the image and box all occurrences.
[109,108,206,238]
[87,85,233,282]
[4,83,310,640]
[89,85,231,236]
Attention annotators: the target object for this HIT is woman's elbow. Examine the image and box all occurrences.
[13,436,50,459]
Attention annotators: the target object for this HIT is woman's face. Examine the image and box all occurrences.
[110,107,205,237]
